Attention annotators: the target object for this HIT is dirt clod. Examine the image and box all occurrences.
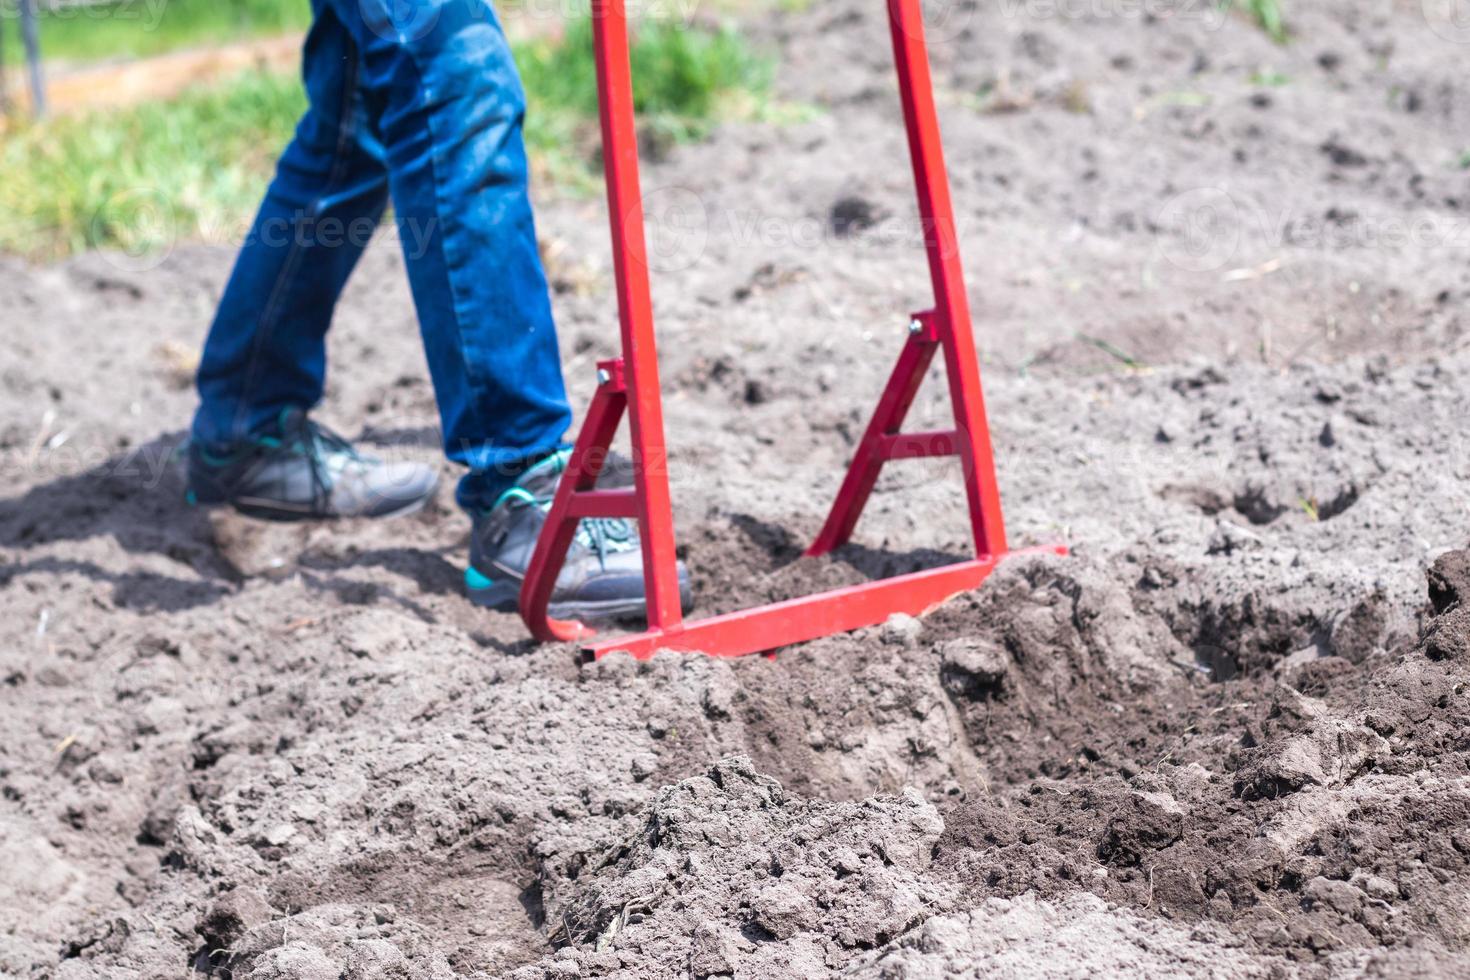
[1428,550,1470,615]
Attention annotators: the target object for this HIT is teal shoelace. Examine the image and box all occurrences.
[501,450,638,561]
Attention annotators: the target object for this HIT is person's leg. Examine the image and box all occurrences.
[192,0,391,449]
[331,0,573,512]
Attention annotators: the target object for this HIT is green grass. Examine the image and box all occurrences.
[0,67,304,257]
[1237,0,1287,44]
[518,15,770,178]
[1248,69,1289,87]
[521,17,766,134]
[0,0,311,66]
[0,14,771,259]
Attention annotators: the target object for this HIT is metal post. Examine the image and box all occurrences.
[886,0,1006,557]
[586,0,685,631]
[18,0,45,117]
[0,8,10,115]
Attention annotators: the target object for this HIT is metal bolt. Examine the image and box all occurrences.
[597,368,612,386]
[908,318,924,335]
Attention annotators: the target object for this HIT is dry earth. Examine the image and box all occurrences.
[4,1,1470,977]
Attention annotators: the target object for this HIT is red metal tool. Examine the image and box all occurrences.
[519,0,1065,660]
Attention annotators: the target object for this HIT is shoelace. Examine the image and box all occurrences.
[280,414,362,513]
[509,451,638,566]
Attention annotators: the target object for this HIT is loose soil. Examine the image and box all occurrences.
[4,1,1470,977]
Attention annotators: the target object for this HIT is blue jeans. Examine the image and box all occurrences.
[192,0,572,511]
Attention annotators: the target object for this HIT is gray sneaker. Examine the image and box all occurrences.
[466,450,692,621]
[186,409,439,521]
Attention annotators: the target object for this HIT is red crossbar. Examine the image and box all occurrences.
[880,430,958,460]
[518,0,1065,659]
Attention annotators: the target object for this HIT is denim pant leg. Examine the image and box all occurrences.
[335,0,573,511]
[192,2,390,449]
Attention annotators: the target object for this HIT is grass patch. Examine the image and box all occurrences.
[0,67,304,258]
[517,15,770,178]
[0,13,771,259]
[0,0,311,66]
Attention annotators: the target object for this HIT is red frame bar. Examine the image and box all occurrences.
[579,547,1065,661]
[807,310,940,556]
[881,430,958,460]
[518,0,1064,659]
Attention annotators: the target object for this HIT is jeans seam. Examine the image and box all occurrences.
[230,38,364,440]
[403,40,512,470]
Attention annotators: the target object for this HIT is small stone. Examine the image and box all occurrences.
[1358,874,1398,902]
[880,613,923,647]
[1098,790,1185,865]
[689,922,739,978]
[262,823,297,847]
[701,677,736,720]
[1207,520,1262,556]
[630,753,659,782]
[828,846,863,875]
[1429,550,1470,615]
[252,942,341,980]
[752,882,818,939]
[938,637,1009,698]
[1330,591,1387,664]
[1422,607,1470,662]
[1304,876,1364,916]
[87,757,125,785]
[1207,889,1234,920]
[35,666,70,687]
[290,800,326,824]
[196,888,274,949]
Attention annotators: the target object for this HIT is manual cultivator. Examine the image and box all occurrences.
[518,0,1065,660]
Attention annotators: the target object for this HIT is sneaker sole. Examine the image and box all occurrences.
[465,568,692,624]
[191,491,435,523]
[465,570,650,622]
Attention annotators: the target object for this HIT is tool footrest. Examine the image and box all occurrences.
[583,545,1066,661]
